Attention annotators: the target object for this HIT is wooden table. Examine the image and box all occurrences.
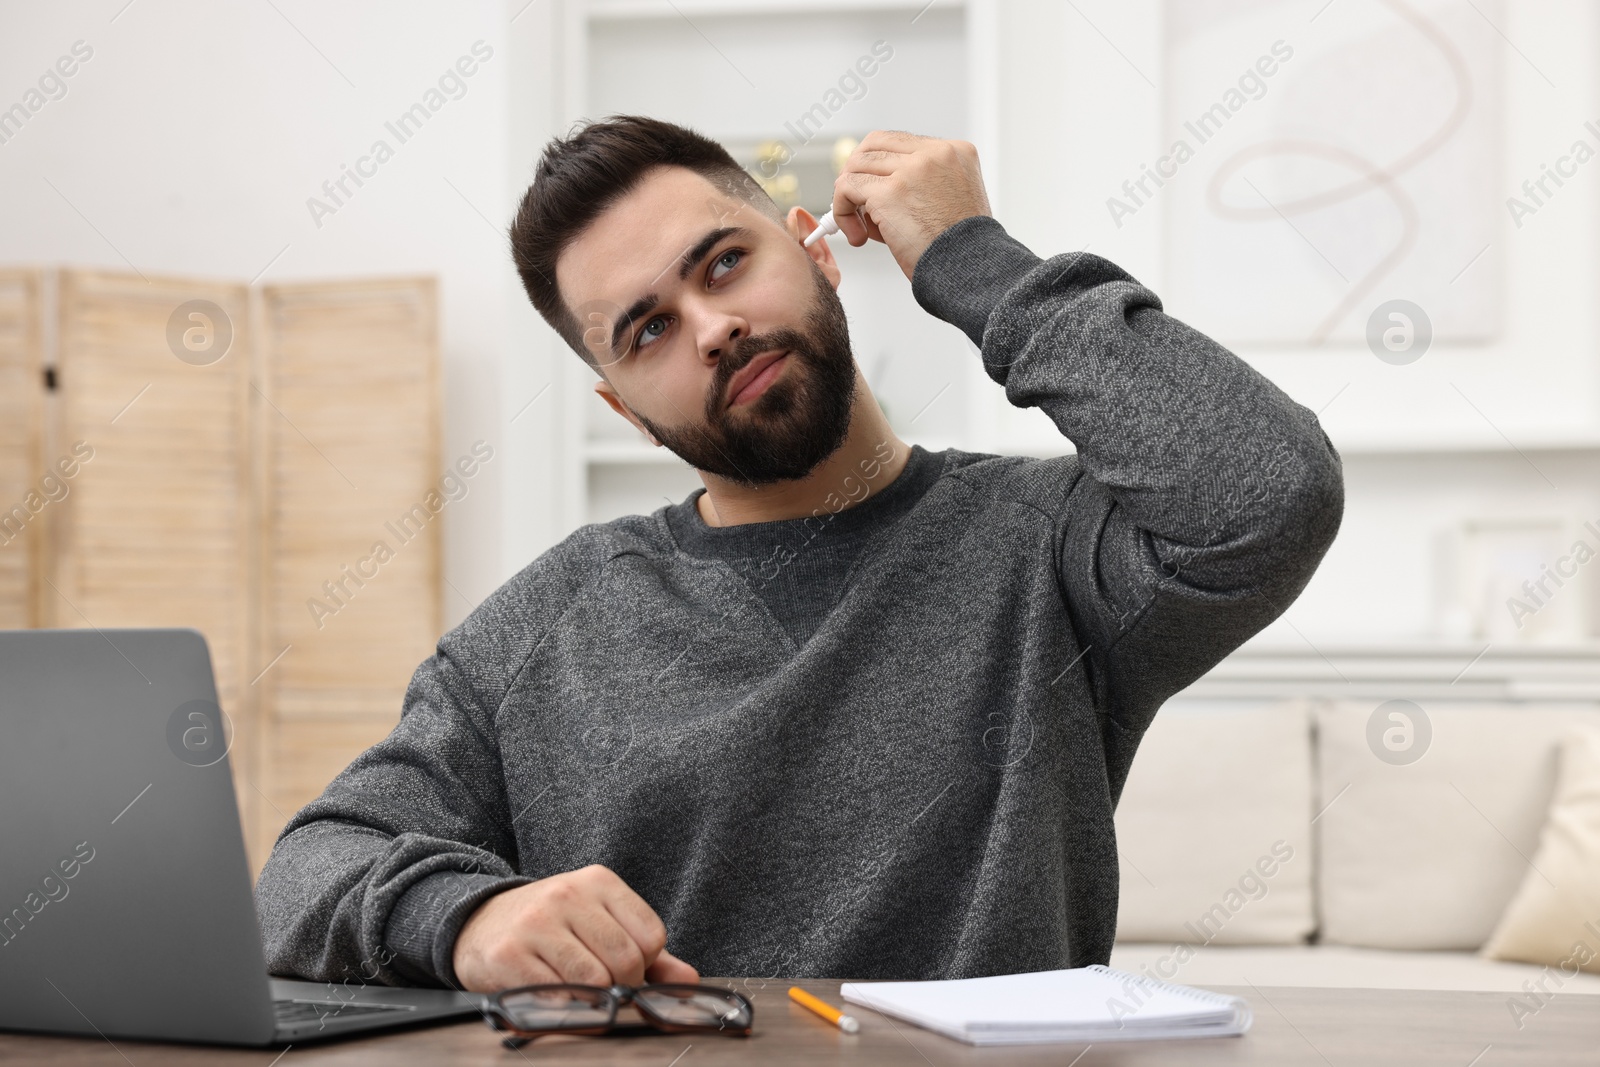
[0,978,1595,1065]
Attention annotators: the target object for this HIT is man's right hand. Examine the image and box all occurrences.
[451,864,699,993]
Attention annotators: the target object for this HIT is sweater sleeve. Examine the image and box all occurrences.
[252,636,530,989]
[910,216,1343,743]
[253,546,603,989]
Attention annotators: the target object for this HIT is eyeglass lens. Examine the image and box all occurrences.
[499,984,750,1031]
[500,986,613,1029]
[635,986,751,1029]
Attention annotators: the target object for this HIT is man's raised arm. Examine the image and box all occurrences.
[822,132,1340,729]
[908,213,1343,740]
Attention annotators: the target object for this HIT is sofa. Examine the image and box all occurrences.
[1106,644,1600,997]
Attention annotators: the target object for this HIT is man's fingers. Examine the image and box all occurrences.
[842,128,926,205]
[833,201,871,247]
[568,904,650,986]
[504,950,564,988]
[853,128,926,156]
[833,172,891,247]
[468,927,563,991]
[841,148,901,177]
[454,867,691,993]
[589,869,670,964]
[645,948,700,985]
[539,925,617,987]
[842,212,890,247]
[576,866,693,986]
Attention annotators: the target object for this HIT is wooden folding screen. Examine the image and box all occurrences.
[49,269,258,834]
[0,271,42,629]
[255,278,441,860]
[2,268,441,871]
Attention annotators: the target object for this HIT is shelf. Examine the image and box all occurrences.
[1329,431,1600,457]
[1177,639,1600,703]
[585,434,979,465]
[584,0,963,20]
[584,440,690,465]
[586,430,1600,465]
[963,415,1600,462]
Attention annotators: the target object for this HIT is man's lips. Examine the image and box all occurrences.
[726,350,789,408]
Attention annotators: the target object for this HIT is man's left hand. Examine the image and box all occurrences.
[822,130,993,282]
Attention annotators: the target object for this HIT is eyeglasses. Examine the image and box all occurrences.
[483,982,755,1048]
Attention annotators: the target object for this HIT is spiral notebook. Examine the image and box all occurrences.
[839,965,1252,1046]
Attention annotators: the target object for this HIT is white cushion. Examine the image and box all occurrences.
[1482,727,1600,973]
[1114,700,1315,945]
[1315,701,1600,950]
[1109,942,1600,994]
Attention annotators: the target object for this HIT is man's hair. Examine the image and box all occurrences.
[509,114,784,371]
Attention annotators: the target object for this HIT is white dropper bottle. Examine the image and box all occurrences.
[803,209,841,248]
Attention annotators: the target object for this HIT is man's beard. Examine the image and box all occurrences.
[633,259,857,488]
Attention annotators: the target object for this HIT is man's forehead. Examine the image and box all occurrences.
[558,168,764,309]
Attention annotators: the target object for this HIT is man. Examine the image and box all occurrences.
[255,115,1343,994]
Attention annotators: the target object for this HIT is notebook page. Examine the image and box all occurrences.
[842,966,1245,1034]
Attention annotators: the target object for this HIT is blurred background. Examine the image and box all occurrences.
[2,0,1599,990]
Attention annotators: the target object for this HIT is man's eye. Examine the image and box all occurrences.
[635,317,668,351]
[634,249,746,352]
[710,248,744,280]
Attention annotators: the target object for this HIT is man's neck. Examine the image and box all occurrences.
[694,373,911,528]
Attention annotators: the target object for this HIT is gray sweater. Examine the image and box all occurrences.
[254,215,1343,989]
[663,440,949,646]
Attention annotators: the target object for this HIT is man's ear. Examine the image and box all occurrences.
[593,379,660,446]
[787,206,842,289]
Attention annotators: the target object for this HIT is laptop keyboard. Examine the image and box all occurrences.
[274,998,417,1025]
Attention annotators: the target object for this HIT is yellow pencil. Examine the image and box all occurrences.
[788,986,860,1033]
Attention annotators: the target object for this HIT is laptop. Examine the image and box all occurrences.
[0,627,489,1047]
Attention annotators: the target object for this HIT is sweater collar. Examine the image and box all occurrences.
[662,443,943,561]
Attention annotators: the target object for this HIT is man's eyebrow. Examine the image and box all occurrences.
[608,226,752,357]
